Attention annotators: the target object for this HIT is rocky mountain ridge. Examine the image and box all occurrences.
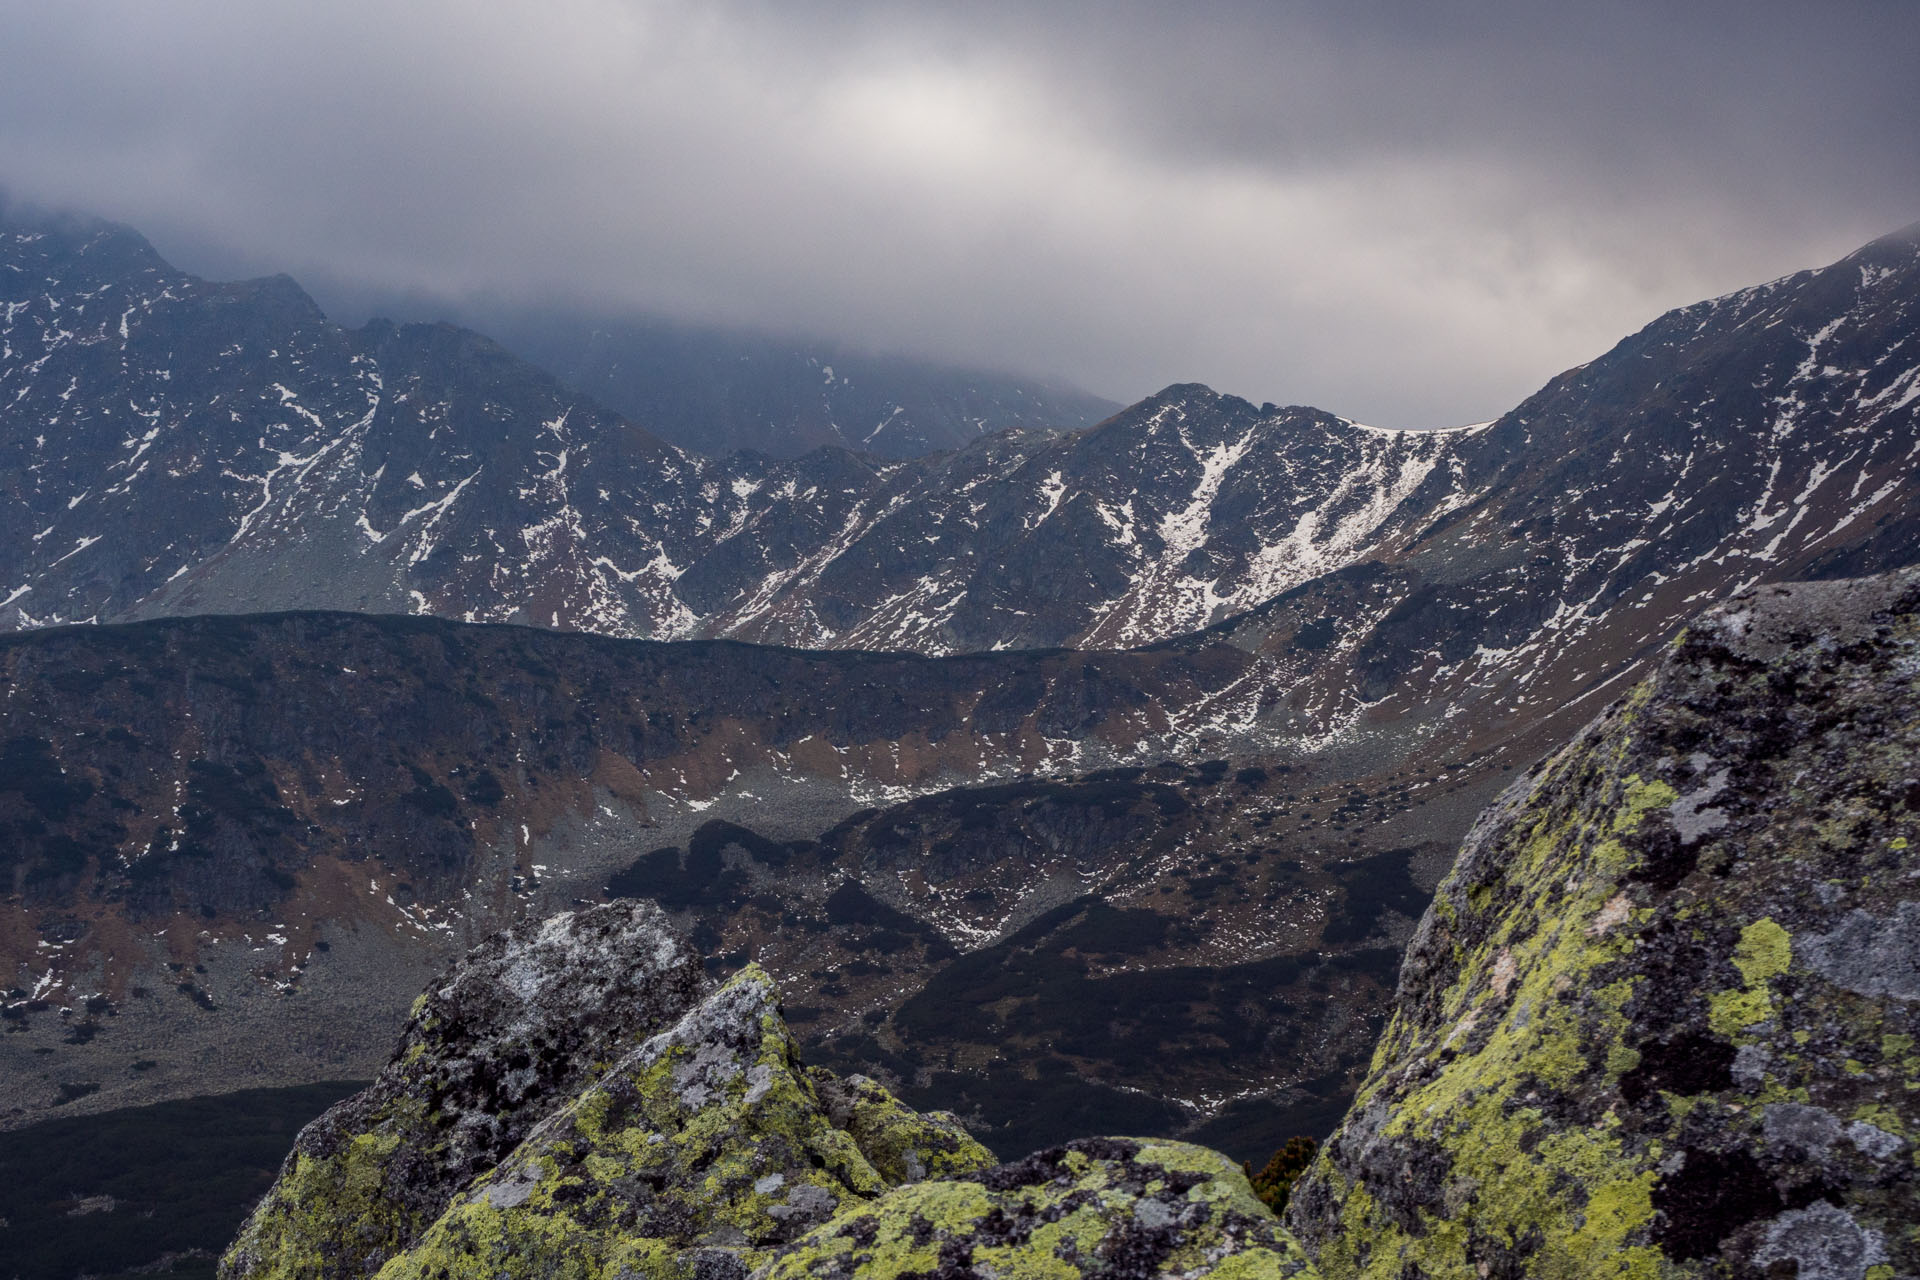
[1211,219,1920,767]
[0,211,1458,654]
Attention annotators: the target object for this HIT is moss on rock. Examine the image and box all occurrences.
[1288,569,1920,1277]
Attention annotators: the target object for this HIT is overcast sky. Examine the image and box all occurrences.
[2,1,1915,426]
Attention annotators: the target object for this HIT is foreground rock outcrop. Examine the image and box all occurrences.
[375,963,997,1278]
[225,901,1309,1278]
[223,902,704,1280]
[1289,569,1920,1276]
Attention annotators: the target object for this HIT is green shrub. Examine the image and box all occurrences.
[1242,1135,1318,1215]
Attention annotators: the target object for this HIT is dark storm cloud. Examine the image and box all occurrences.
[1,1,1914,426]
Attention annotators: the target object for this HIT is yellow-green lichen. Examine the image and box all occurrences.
[1295,746,1679,1278]
[226,901,707,1280]
[1294,581,1920,1277]
[1708,987,1773,1036]
[222,1108,427,1280]
[1731,918,1791,986]
[807,1067,995,1185]
[1708,918,1792,1037]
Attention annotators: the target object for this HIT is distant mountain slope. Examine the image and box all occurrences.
[0,214,723,636]
[468,307,1119,459]
[1215,220,1920,759]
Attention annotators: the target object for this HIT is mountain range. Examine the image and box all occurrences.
[4,215,1917,675]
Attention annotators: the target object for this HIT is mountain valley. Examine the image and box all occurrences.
[0,608,1490,1153]
[4,210,1920,1279]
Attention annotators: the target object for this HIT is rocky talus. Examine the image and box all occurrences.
[1288,568,1920,1276]
[225,909,1309,1279]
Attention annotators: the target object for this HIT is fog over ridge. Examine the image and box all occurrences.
[1,0,1914,428]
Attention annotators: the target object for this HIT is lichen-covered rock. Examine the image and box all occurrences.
[805,1067,998,1188]
[758,1137,1318,1279]
[1288,570,1920,1277]
[374,963,997,1280]
[223,902,704,1280]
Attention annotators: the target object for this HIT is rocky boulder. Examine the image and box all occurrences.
[1288,569,1920,1277]
[375,963,996,1279]
[222,901,704,1280]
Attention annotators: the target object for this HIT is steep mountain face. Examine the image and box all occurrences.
[1289,569,1920,1276]
[702,390,1472,655]
[467,307,1119,460]
[0,213,1465,652]
[0,214,724,636]
[0,219,1467,655]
